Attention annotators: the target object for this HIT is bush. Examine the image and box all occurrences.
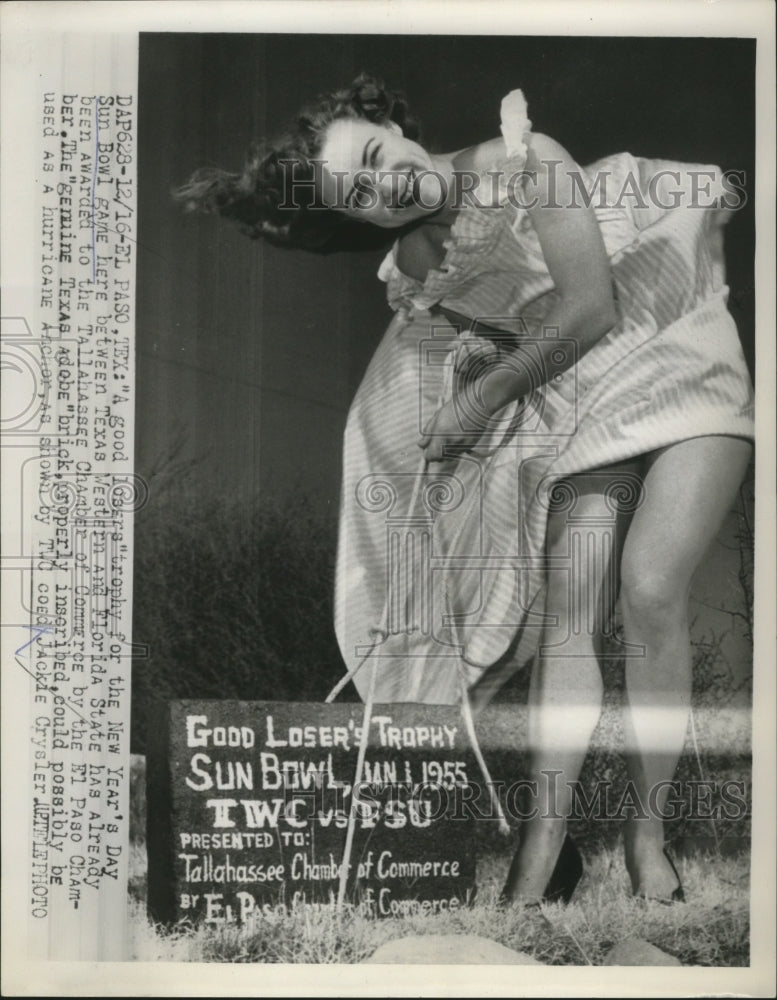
[131,486,347,753]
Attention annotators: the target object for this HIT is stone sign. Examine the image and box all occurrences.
[147,701,479,925]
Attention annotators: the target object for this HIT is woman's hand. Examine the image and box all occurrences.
[418,398,490,464]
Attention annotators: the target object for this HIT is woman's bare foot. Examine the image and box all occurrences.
[500,818,569,904]
[625,829,684,901]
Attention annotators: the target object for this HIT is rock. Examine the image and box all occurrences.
[363,934,543,965]
[604,938,682,966]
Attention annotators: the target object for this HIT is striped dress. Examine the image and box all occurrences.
[334,91,755,706]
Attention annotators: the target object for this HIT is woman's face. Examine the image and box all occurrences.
[318,117,443,228]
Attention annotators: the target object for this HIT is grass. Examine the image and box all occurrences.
[131,487,344,754]
[128,673,752,969]
[128,840,750,965]
[128,472,754,965]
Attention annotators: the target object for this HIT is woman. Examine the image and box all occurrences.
[176,75,754,906]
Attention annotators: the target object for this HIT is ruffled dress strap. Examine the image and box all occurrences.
[498,89,533,163]
[376,246,421,316]
[494,89,538,241]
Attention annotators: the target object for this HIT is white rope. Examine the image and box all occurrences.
[688,704,720,856]
[325,454,429,704]
[325,633,382,704]
[336,658,377,911]
[330,364,516,914]
[459,671,511,836]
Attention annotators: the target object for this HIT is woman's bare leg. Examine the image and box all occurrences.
[619,435,752,898]
[502,468,636,902]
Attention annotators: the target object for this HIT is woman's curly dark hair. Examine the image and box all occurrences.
[173,73,421,253]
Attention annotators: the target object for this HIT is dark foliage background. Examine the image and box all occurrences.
[132,482,343,751]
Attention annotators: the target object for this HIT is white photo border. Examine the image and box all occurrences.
[1,1,774,996]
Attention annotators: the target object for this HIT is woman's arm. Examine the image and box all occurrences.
[478,132,617,413]
[420,133,617,462]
